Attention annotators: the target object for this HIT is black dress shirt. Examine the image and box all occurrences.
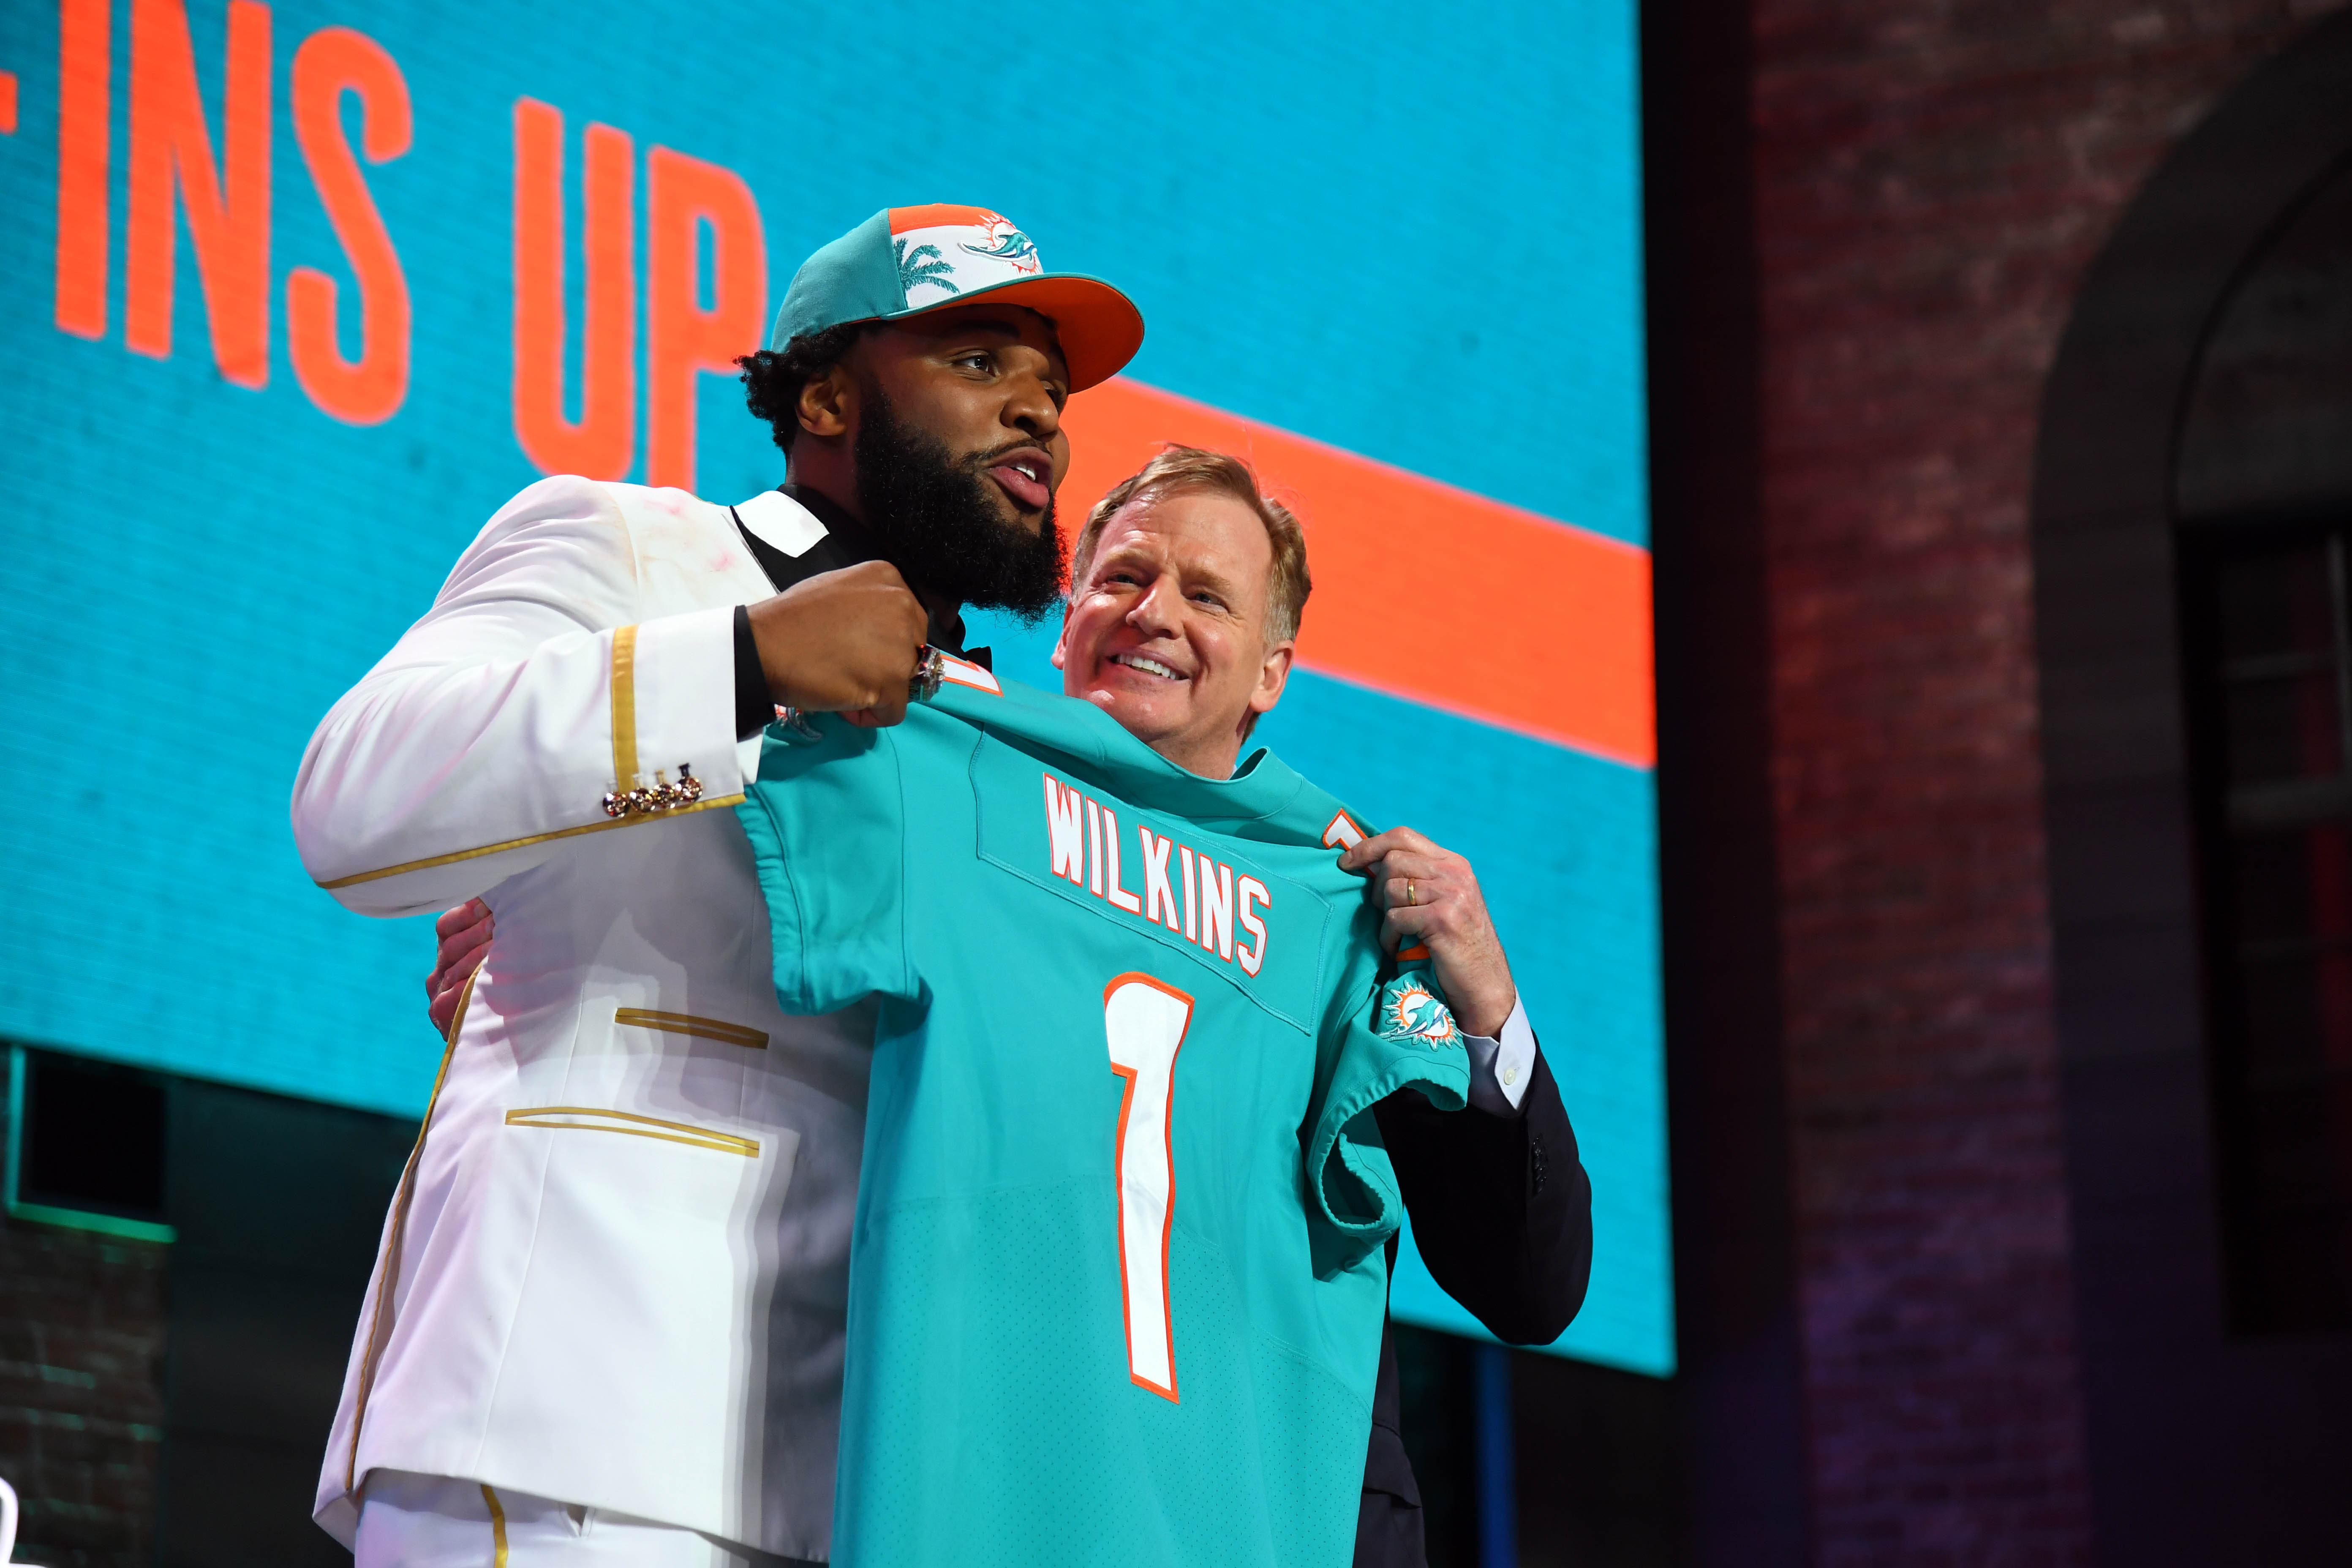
[727,484,983,737]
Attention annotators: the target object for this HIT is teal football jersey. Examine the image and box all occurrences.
[736,667,1471,1568]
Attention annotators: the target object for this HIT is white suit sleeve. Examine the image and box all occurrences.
[291,476,744,917]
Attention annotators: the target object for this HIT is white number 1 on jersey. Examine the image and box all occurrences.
[1104,972,1192,1402]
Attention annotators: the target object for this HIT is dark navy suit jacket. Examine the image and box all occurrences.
[1356,1049,1595,1568]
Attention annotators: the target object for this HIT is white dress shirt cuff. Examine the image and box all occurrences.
[1462,994,1537,1117]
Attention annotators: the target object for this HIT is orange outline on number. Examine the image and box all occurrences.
[1105,971,1191,1402]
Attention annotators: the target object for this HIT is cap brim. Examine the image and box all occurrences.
[878,273,1144,392]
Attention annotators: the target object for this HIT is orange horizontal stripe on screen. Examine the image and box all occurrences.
[1059,378,1656,768]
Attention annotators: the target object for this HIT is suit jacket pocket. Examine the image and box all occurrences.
[479,1105,802,1522]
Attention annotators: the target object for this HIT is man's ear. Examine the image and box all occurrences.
[1247,637,1296,716]
[1050,604,1072,671]
[797,362,855,442]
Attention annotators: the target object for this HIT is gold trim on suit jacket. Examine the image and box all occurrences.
[609,623,640,790]
[315,793,745,890]
[614,1008,769,1051]
[345,966,477,1492]
[504,1105,760,1158]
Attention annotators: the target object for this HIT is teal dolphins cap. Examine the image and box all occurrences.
[769,204,1144,392]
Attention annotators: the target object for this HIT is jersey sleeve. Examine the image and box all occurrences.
[1301,939,1473,1279]
[733,717,918,1015]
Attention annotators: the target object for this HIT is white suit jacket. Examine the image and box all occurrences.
[294,476,863,1560]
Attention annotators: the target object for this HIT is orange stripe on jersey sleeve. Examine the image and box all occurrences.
[1059,378,1656,768]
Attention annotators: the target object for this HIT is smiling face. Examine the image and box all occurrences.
[1051,489,1297,779]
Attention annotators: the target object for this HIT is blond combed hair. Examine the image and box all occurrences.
[1070,446,1311,644]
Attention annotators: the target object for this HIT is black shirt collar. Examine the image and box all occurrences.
[776,484,976,660]
[780,482,880,564]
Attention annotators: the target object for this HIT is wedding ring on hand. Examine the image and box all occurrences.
[1406,877,1418,906]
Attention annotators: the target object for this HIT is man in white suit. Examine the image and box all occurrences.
[294,205,1146,1567]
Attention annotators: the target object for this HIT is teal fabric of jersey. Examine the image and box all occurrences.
[736,675,1471,1567]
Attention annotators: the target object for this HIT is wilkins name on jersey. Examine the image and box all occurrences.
[736,674,1470,1568]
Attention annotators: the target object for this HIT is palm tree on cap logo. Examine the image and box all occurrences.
[896,238,959,297]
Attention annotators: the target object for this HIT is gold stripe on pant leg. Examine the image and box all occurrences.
[481,1484,508,1568]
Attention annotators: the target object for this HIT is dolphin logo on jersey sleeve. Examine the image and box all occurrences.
[1378,977,1459,1048]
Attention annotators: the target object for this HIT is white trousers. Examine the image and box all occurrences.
[352,1471,817,1568]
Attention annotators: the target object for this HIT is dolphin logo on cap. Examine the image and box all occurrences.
[772,205,1142,389]
[960,223,1041,272]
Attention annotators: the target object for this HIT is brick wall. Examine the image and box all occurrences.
[0,1218,168,1568]
[1744,0,2337,1560]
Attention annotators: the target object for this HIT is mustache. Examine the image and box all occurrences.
[960,437,1054,473]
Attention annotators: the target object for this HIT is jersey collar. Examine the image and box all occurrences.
[934,678,1319,834]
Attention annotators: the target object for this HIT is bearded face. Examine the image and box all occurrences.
[853,386,1066,624]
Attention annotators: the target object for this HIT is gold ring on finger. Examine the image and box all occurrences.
[1406,877,1417,906]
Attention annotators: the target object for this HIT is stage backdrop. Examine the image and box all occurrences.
[0,0,1663,1375]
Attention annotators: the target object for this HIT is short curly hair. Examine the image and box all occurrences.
[737,321,870,454]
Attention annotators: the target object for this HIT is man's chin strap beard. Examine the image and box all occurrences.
[852,388,1067,625]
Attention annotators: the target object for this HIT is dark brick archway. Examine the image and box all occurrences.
[1650,0,2350,1557]
[2031,11,2352,1562]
